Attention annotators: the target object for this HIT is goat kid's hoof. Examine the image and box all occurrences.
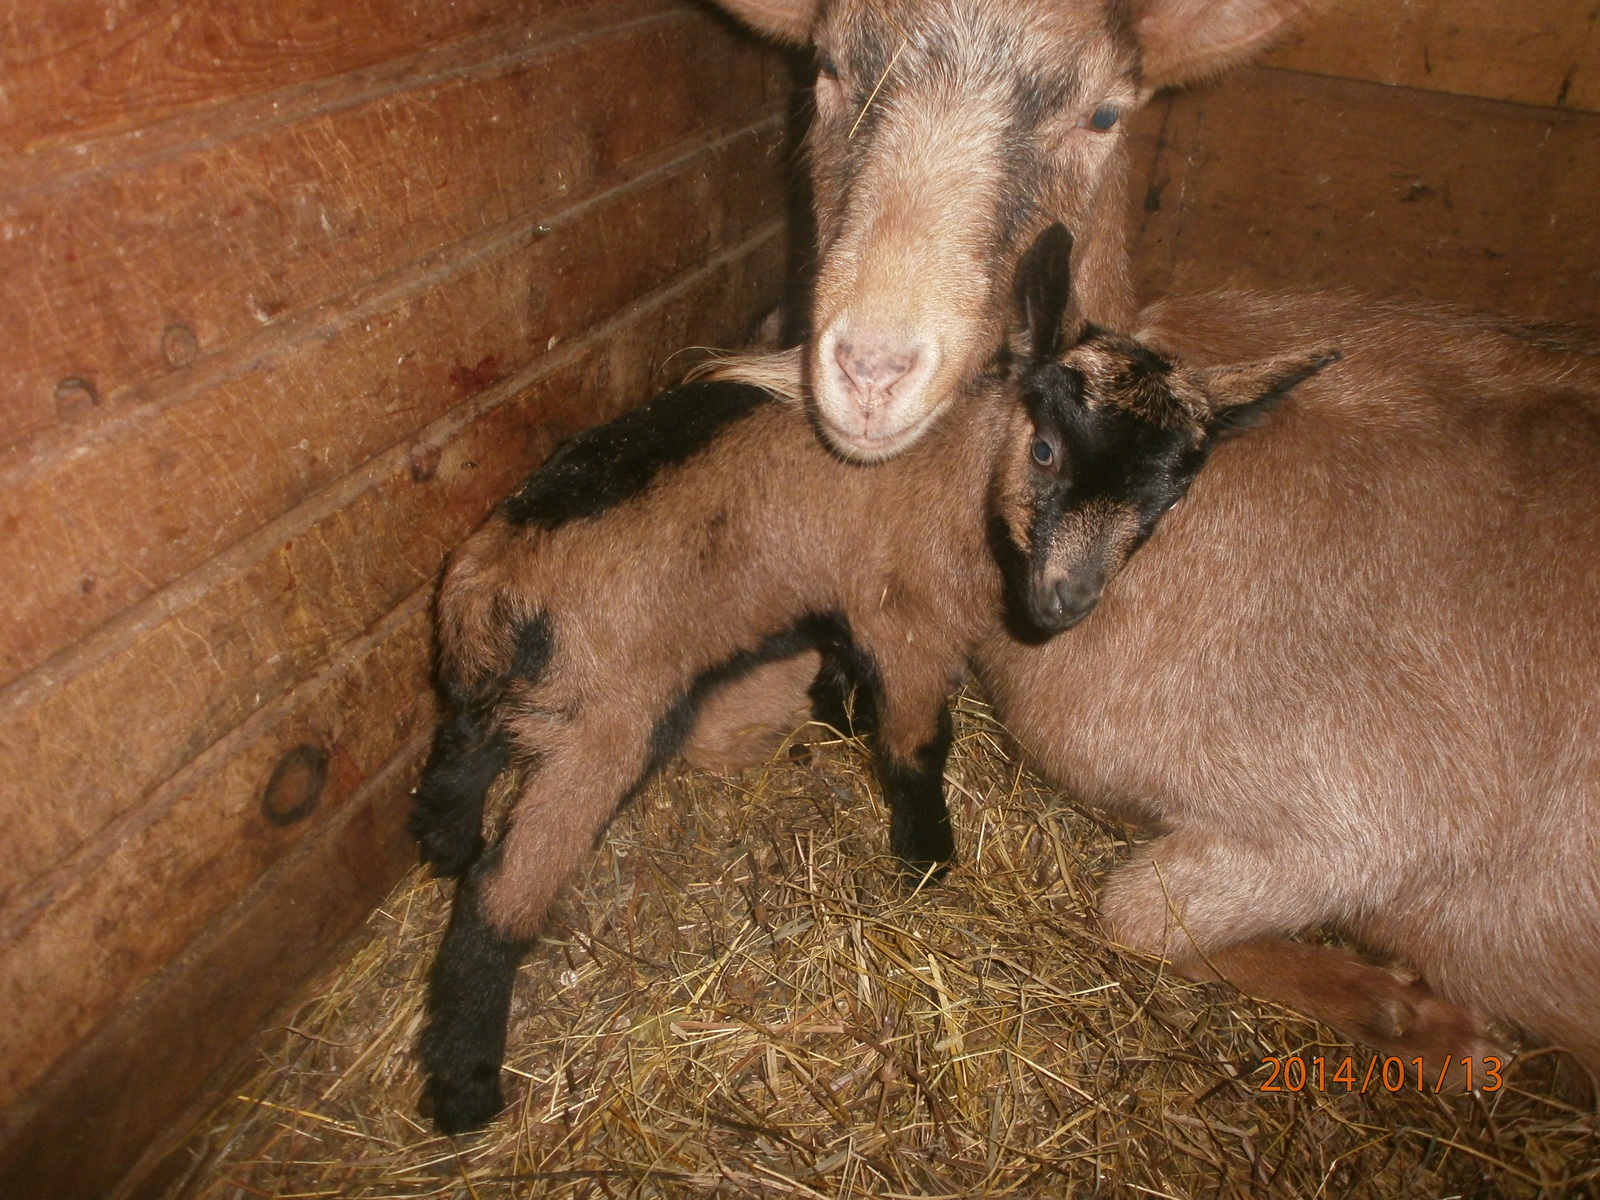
[896,855,953,887]
[422,1070,504,1135]
[892,827,955,876]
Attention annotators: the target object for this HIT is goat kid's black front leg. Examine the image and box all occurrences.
[418,854,529,1134]
[860,644,958,878]
[815,628,952,875]
[807,641,876,740]
[878,705,956,878]
[409,705,508,877]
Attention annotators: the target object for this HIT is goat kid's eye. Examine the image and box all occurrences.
[817,51,839,80]
[1088,104,1120,131]
[1031,437,1056,467]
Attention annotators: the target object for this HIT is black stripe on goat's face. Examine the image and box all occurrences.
[997,220,1340,637]
[504,382,774,528]
[802,0,1141,459]
[998,334,1210,635]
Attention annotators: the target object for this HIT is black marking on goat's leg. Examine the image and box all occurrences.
[818,639,951,873]
[409,710,507,877]
[418,851,531,1135]
[612,614,859,821]
[808,639,877,739]
[505,610,555,684]
[806,654,853,737]
[412,614,553,876]
[879,707,956,877]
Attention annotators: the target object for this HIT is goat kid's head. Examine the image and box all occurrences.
[715,0,1315,461]
[997,224,1339,634]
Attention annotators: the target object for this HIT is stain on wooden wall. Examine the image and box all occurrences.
[1127,0,1600,319]
[0,2,793,1196]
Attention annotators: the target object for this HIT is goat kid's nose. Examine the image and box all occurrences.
[1038,572,1103,630]
[1056,574,1103,616]
[834,338,919,407]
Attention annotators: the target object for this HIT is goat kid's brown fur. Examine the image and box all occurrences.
[977,289,1600,1080]
[437,387,1025,940]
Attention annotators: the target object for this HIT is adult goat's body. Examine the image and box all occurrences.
[979,289,1600,1075]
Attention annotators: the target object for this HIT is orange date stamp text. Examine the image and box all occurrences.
[1257,1055,1503,1094]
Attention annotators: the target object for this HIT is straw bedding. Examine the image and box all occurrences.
[166,695,1598,1199]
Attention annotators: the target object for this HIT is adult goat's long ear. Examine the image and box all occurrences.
[1133,0,1317,92]
[1014,223,1075,363]
[709,0,820,44]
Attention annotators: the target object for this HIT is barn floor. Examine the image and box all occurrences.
[158,697,1598,1199]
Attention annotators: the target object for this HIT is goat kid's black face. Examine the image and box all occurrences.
[1003,352,1207,633]
[999,222,1339,635]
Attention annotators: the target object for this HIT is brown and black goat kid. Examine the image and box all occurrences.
[409,227,1334,1133]
[979,283,1600,1084]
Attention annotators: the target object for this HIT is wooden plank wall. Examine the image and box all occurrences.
[0,2,793,1196]
[2,0,1592,1194]
[1126,0,1600,320]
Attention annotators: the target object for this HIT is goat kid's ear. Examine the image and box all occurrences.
[1014,223,1076,363]
[1190,347,1342,440]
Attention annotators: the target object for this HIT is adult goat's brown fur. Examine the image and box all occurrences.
[978,286,1600,1083]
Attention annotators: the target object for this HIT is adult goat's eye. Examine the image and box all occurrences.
[1088,104,1120,131]
[1031,437,1055,467]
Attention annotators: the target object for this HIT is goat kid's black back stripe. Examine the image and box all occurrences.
[504,382,775,529]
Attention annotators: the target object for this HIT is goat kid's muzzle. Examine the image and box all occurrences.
[1028,565,1105,633]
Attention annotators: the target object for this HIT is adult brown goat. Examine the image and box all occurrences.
[409,228,1333,1132]
[689,0,1321,766]
[979,284,1600,1082]
[713,0,1319,459]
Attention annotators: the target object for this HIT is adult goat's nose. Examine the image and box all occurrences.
[834,338,918,403]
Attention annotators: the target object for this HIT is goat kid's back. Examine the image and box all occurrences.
[979,290,1600,1075]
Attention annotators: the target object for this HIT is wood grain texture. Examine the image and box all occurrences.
[1265,0,1600,111]
[0,594,436,1111]
[0,125,787,910]
[1128,67,1600,319]
[0,734,425,1200]
[0,82,787,688]
[0,0,792,1183]
[0,0,784,452]
[0,0,552,153]
[0,226,786,1120]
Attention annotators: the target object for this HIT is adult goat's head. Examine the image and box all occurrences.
[717,0,1315,459]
